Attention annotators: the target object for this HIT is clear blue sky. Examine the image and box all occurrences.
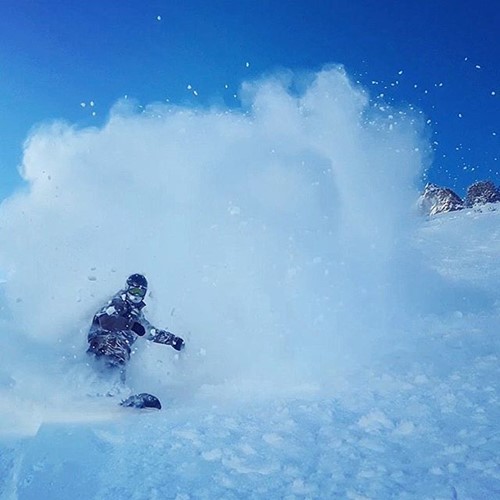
[0,0,498,201]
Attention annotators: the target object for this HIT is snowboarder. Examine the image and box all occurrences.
[87,273,184,382]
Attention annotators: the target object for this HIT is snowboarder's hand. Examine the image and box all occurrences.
[131,321,146,336]
[171,335,185,351]
[152,330,185,351]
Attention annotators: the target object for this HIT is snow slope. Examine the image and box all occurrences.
[0,207,498,500]
[0,68,499,499]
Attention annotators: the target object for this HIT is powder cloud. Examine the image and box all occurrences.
[0,66,429,391]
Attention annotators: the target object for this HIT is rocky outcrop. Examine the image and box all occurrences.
[418,183,464,216]
[419,180,500,216]
[464,181,500,207]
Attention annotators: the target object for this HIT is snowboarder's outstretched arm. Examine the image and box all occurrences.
[110,303,185,351]
[88,289,185,351]
[148,328,185,351]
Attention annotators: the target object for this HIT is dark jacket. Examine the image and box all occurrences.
[87,290,180,364]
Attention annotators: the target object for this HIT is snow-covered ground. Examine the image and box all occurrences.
[1,69,499,499]
[1,207,499,500]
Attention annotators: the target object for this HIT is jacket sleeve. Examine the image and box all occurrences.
[134,308,185,351]
[148,328,176,344]
[139,314,175,344]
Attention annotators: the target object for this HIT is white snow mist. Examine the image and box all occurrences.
[0,67,428,395]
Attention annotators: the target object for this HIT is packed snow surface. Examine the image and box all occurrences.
[0,68,499,499]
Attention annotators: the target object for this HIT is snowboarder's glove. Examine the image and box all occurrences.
[131,321,146,336]
[170,336,185,351]
[153,330,185,351]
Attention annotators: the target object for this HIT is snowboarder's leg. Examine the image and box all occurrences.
[87,350,128,396]
[86,332,132,396]
[102,355,127,381]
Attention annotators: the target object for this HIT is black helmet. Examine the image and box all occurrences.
[125,274,148,303]
[126,273,148,290]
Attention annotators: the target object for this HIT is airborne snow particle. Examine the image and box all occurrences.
[193,90,198,96]
[475,65,481,69]
[157,15,162,21]
[80,102,86,108]
[458,113,463,118]
[245,62,250,68]
[492,91,496,96]
[228,205,241,216]
[187,84,192,90]
[89,101,95,107]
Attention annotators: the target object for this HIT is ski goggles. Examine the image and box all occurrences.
[127,286,146,298]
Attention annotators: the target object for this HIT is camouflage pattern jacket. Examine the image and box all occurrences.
[87,290,177,363]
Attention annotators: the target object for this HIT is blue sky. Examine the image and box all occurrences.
[0,0,498,201]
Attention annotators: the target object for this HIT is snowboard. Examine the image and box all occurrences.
[120,392,162,410]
